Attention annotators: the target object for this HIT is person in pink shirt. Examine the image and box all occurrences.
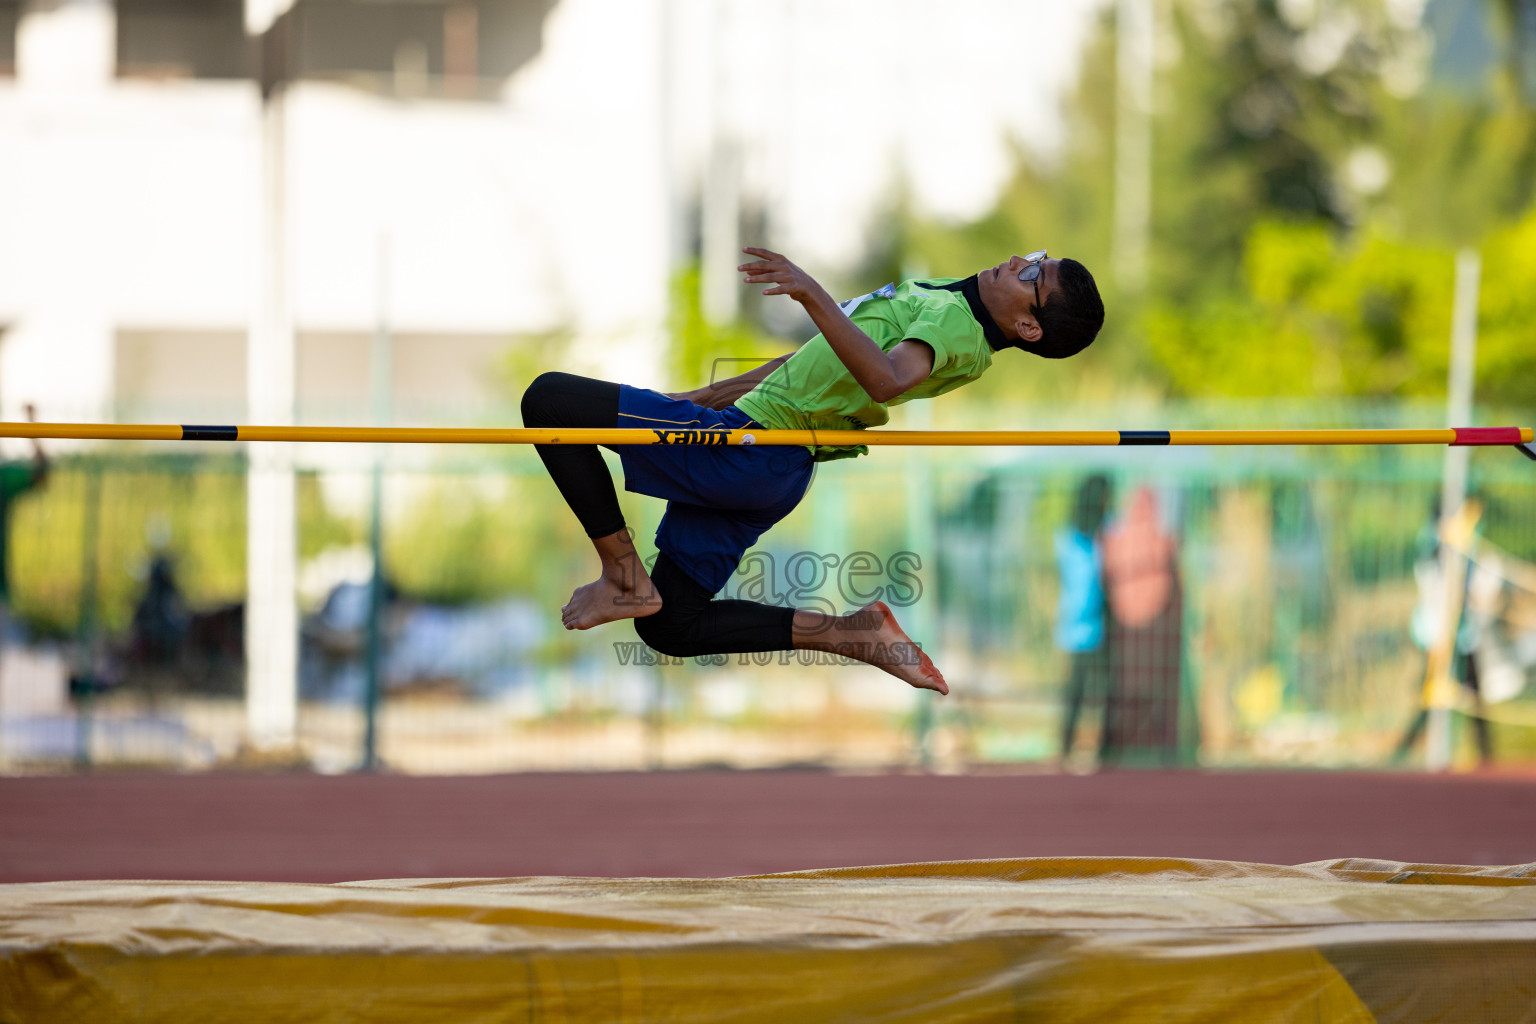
[1100,486,1183,764]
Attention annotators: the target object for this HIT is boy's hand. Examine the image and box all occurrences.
[738,247,827,305]
[739,246,923,402]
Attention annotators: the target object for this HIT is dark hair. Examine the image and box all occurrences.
[1028,258,1104,359]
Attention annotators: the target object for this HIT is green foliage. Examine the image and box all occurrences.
[9,457,358,637]
[892,0,1536,404]
[10,458,248,636]
[383,472,543,605]
[1149,220,1440,396]
[1150,208,1536,399]
[1474,206,1536,404]
[298,471,361,560]
[1376,85,1536,244]
[668,261,795,389]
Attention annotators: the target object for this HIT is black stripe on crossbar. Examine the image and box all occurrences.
[1118,430,1171,446]
[181,425,239,441]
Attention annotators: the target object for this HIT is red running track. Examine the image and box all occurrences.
[1,770,1532,882]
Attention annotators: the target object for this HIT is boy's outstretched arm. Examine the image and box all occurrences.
[670,354,791,410]
[738,246,933,403]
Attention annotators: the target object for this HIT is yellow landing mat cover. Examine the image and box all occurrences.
[2,857,1534,1024]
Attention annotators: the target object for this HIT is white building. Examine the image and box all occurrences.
[1,0,674,430]
[0,0,1094,747]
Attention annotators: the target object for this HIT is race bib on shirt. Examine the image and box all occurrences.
[837,282,896,318]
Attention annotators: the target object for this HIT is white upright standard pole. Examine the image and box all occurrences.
[245,80,299,752]
[1426,247,1481,771]
[905,400,937,767]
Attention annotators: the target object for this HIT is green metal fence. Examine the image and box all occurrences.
[0,402,1532,774]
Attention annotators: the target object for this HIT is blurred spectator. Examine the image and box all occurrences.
[1055,474,1112,765]
[1101,487,1183,766]
[1394,496,1493,766]
[116,538,244,698]
[0,404,49,643]
[129,555,190,671]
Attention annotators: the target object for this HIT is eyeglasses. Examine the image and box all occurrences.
[1018,249,1047,309]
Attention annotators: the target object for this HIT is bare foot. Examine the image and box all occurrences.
[794,600,948,695]
[858,601,948,694]
[561,571,662,630]
[561,528,663,630]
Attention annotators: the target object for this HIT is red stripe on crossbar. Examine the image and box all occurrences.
[1451,427,1524,446]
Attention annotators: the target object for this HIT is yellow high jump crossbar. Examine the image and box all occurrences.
[0,422,1532,455]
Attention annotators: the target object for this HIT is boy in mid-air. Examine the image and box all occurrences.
[522,247,1104,696]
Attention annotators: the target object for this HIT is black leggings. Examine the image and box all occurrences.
[520,371,626,539]
[521,372,796,657]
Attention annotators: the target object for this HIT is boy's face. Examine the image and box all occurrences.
[976,253,1062,346]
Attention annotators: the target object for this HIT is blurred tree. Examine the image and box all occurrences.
[897,0,1536,404]
[1491,0,1536,99]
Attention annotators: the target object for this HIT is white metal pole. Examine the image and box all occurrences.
[905,400,937,767]
[1426,247,1481,771]
[361,233,392,770]
[245,75,298,752]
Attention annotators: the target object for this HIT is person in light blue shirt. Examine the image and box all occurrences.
[1056,474,1111,762]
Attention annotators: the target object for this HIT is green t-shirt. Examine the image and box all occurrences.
[734,278,995,461]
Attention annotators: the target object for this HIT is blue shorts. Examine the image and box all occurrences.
[611,385,814,594]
